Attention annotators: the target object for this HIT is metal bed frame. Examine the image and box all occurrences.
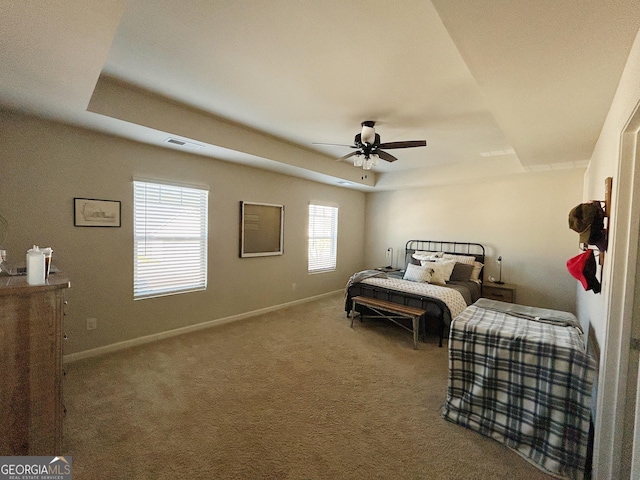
[347,240,486,347]
[404,240,486,282]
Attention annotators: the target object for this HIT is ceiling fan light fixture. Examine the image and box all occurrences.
[361,121,376,144]
[319,120,426,169]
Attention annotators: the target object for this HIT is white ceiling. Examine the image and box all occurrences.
[2,0,639,191]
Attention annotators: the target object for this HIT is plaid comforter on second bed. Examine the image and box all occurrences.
[442,300,596,480]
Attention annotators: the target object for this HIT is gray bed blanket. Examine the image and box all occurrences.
[344,270,387,296]
[473,298,583,332]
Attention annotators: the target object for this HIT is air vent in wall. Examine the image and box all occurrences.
[164,138,205,150]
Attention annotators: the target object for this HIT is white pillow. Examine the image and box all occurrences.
[403,263,434,283]
[420,259,456,285]
[412,252,443,262]
[471,261,484,283]
[435,258,457,280]
[442,253,477,265]
[415,250,443,258]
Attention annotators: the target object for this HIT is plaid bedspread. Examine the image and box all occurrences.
[442,301,596,480]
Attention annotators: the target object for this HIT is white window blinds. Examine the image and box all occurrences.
[134,180,208,299]
[308,203,338,273]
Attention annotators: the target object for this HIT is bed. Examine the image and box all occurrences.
[345,240,485,346]
[442,298,596,480]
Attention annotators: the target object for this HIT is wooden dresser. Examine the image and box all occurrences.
[0,274,69,455]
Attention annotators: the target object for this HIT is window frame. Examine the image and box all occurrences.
[133,179,209,300]
[307,203,339,273]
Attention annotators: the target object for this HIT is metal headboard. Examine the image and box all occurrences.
[404,240,486,281]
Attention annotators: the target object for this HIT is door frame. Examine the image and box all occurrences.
[593,100,640,479]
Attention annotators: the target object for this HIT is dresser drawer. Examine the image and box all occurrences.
[482,283,516,303]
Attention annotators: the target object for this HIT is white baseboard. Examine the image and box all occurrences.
[64,290,342,364]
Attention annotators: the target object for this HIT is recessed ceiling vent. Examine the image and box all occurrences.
[479,148,515,157]
[164,137,205,150]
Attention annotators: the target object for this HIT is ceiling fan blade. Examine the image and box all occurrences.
[377,150,398,163]
[336,151,361,162]
[378,140,427,149]
[312,142,357,148]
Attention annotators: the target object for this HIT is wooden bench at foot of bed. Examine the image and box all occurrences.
[350,296,426,349]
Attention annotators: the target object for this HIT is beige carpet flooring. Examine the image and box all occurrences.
[63,293,553,479]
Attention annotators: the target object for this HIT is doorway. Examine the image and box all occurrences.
[594,101,640,479]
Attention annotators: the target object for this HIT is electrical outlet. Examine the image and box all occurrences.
[292,283,297,291]
[86,318,97,330]
[386,248,392,259]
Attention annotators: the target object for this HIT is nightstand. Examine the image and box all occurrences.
[375,267,403,279]
[482,282,517,303]
[375,267,401,273]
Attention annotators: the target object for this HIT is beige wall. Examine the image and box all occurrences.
[364,168,585,313]
[580,25,640,346]
[0,111,366,355]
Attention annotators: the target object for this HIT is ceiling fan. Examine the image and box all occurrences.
[315,121,427,169]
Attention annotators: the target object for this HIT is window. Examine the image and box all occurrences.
[308,203,338,273]
[134,180,208,299]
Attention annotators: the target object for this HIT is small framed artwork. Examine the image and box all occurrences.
[74,198,121,227]
[240,201,284,257]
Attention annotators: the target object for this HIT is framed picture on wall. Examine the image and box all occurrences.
[240,201,284,257]
[74,198,121,227]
